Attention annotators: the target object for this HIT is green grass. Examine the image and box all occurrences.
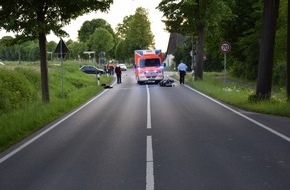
[0,61,113,152]
[174,72,290,117]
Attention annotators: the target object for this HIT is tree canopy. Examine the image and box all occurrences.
[115,7,154,61]
[0,0,113,40]
[0,0,113,103]
[78,18,115,43]
[88,27,114,59]
[157,0,232,79]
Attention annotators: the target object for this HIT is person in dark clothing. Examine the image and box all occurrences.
[115,64,122,84]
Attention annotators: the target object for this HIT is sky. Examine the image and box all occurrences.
[0,0,170,52]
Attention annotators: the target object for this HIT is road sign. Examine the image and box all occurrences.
[219,41,231,87]
[54,38,70,57]
[99,51,105,58]
[220,41,231,54]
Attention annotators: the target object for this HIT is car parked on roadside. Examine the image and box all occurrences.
[79,65,105,74]
[119,63,127,71]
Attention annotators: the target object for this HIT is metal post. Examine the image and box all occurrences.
[224,53,227,87]
[61,39,64,98]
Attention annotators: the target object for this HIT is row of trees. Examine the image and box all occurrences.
[157,0,289,100]
[0,8,154,64]
[70,7,155,63]
[0,1,154,103]
[0,37,57,61]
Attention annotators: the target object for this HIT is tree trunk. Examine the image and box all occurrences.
[256,0,280,100]
[287,0,290,100]
[39,32,50,103]
[195,24,205,80]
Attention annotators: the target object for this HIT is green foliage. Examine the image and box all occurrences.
[47,41,57,52]
[176,72,290,117]
[158,0,233,79]
[78,19,115,43]
[0,67,39,112]
[0,61,113,152]
[272,61,287,86]
[222,0,288,90]
[88,27,114,57]
[68,41,87,60]
[0,0,113,39]
[203,56,224,72]
[0,0,114,103]
[126,7,155,50]
[214,1,262,81]
[172,40,192,70]
[78,18,117,59]
[115,40,128,62]
[158,0,197,35]
[0,38,56,61]
[116,7,155,54]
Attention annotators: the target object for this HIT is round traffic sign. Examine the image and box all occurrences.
[220,41,231,53]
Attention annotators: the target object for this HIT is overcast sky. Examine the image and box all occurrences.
[0,0,170,52]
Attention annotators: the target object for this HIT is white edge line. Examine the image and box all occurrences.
[146,135,154,190]
[184,85,290,143]
[0,90,109,164]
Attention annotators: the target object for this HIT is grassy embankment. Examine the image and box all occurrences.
[173,72,290,117]
[0,61,113,152]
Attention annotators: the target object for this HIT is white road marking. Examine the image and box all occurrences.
[146,136,154,190]
[0,90,109,164]
[147,85,152,129]
[146,85,154,190]
[185,85,290,143]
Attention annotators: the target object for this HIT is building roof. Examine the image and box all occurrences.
[166,33,187,55]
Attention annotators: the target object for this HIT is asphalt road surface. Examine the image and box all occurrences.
[1,69,290,190]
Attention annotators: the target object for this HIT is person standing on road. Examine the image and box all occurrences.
[115,64,122,84]
[177,60,187,84]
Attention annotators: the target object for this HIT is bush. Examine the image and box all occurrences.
[272,61,286,86]
[0,68,38,112]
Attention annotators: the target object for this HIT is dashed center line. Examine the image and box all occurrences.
[147,85,152,129]
[146,136,154,190]
[146,85,154,190]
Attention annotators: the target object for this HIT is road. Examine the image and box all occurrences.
[1,69,290,190]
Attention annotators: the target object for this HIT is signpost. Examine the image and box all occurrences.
[98,51,105,68]
[54,38,70,98]
[220,41,231,86]
[83,51,96,63]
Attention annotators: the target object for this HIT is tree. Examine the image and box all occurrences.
[127,7,155,50]
[68,41,87,60]
[217,1,262,80]
[0,0,113,103]
[88,27,114,61]
[157,0,232,80]
[255,0,280,100]
[78,18,115,43]
[117,7,155,55]
[0,36,16,61]
[115,40,129,62]
[78,18,117,58]
[287,0,290,100]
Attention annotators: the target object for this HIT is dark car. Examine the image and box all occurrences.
[79,65,105,74]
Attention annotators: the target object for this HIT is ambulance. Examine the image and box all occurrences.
[134,50,164,84]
